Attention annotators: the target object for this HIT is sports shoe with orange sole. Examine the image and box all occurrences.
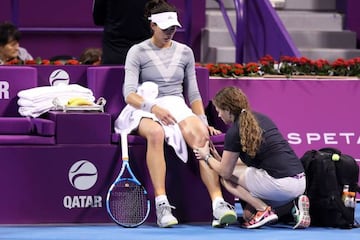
[242,206,278,229]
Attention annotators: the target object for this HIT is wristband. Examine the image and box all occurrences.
[205,154,212,165]
[141,99,156,113]
[198,114,209,126]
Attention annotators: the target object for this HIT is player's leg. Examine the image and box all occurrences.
[179,116,237,227]
[138,118,178,227]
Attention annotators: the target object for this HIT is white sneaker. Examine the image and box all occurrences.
[292,195,311,229]
[156,201,178,228]
[212,201,237,227]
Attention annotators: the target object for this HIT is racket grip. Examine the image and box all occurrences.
[121,133,129,159]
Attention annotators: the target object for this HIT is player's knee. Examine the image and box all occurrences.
[192,133,209,149]
[146,125,165,143]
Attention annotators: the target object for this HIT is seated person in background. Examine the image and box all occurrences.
[116,0,237,228]
[195,86,311,229]
[0,21,33,64]
[79,48,102,65]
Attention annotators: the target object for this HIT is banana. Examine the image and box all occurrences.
[67,97,93,106]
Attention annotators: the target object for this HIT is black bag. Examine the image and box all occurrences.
[300,147,360,228]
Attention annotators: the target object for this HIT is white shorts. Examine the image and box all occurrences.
[245,167,306,207]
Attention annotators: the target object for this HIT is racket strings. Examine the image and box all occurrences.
[109,181,148,226]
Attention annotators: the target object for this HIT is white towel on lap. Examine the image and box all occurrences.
[114,82,189,163]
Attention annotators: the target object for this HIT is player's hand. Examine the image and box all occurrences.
[151,105,177,125]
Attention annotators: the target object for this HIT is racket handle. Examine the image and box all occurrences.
[121,133,129,159]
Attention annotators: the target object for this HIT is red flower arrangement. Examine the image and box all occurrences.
[244,62,259,76]
[198,55,360,78]
[4,57,80,66]
[259,54,276,74]
[197,63,245,78]
[331,58,360,76]
[313,59,331,76]
[5,54,360,78]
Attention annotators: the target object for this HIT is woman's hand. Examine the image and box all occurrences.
[207,126,222,136]
[193,140,210,160]
[209,140,221,160]
[151,105,177,125]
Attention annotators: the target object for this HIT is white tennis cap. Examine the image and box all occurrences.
[149,12,182,30]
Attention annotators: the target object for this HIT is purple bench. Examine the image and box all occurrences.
[0,66,55,144]
[47,111,111,144]
[0,66,117,224]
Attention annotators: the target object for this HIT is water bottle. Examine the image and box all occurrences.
[342,185,350,206]
[342,185,349,199]
[342,185,356,208]
[347,192,356,208]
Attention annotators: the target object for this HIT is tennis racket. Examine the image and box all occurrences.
[106,133,150,227]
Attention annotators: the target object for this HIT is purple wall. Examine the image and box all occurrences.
[0,0,12,23]
[208,77,360,169]
[0,0,205,61]
[343,0,360,48]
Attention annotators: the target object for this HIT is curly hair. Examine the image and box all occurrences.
[212,86,263,158]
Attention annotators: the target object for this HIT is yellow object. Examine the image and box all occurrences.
[67,97,93,106]
[332,154,340,161]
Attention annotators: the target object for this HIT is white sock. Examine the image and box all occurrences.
[212,197,225,210]
[155,195,168,206]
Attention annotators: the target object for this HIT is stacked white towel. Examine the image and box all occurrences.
[17,84,95,117]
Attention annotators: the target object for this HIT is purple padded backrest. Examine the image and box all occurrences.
[195,66,210,107]
[0,66,38,117]
[34,65,88,87]
[87,66,126,123]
